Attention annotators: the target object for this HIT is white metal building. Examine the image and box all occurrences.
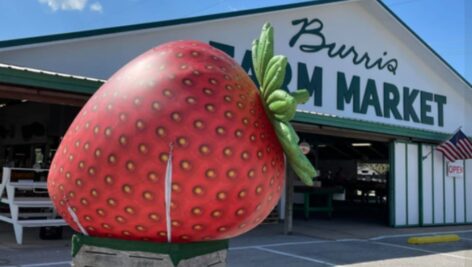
[0,0,471,227]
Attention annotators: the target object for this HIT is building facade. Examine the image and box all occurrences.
[0,0,471,227]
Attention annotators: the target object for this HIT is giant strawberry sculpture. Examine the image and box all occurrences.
[48,23,316,243]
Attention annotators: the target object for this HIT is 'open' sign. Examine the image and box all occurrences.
[447,161,464,177]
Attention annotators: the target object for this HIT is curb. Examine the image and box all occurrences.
[407,234,461,245]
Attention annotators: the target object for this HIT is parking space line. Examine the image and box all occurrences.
[460,237,472,241]
[370,229,472,241]
[256,247,337,266]
[20,261,71,267]
[230,239,364,251]
[335,238,364,242]
[260,240,330,248]
[372,241,472,261]
[230,240,329,250]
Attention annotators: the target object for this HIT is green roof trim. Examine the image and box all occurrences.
[0,64,104,95]
[293,111,450,142]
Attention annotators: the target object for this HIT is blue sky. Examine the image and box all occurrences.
[0,0,470,83]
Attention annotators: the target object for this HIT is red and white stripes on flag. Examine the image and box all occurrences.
[436,129,472,162]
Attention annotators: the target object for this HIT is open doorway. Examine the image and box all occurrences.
[294,131,391,225]
[0,98,81,168]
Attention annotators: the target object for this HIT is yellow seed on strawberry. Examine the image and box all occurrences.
[107,198,117,206]
[115,216,125,223]
[205,169,216,179]
[212,210,222,218]
[217,191,227,200]
[122,184,132,194]
[143,191,154,201]
[97,209,105,216]
[148,213,159,221]
[156,127,166,137]
[125,207,135,214]
[193,186,204,195]
[147,172,158,182]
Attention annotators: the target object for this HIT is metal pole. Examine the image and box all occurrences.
[283,166,294,235]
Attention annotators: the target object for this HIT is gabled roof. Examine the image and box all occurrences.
[0,0,469,88]
[0,0,342,49]
[0,0,469,141]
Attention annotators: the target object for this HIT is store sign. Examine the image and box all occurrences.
[210,17,448,130]
[289,18,399,76]
[447,161,464,177]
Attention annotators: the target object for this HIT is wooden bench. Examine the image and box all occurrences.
[0,167,67,244]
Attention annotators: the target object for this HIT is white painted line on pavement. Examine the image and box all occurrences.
[230,238,365,251]
[261,240,329,248]
[230,240,327,251]
[335,238,364,242]
[460,237,472,241]
[256,247,337,266]
[370,229,472,241]
[20,261,71,267]
[372,241,472,261]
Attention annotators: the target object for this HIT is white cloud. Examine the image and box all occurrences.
[39,0,103,13]
[89,2,103,13]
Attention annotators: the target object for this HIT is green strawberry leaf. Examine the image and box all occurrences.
[290,90,310,104]
[262,55,287,99]
[252,22,317,186]
[252,23,273,90]
[267,89,296,122]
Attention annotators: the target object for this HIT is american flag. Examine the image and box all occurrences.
[436,129,472,162]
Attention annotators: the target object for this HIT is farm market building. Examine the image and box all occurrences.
[0,0,471,228]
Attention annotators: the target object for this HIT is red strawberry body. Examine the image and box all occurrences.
[47,41,285,242]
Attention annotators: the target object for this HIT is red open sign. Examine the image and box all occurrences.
[447,162,464,177]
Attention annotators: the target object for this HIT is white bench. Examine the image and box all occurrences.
[0,167,67,244]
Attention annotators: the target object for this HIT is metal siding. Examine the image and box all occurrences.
[422,145,433,224]
[466,160,472,222]
[407,144,419,225]
[433,149,445,224]
[394,142,407,226]
[455,169,465,223]
[444,161,455,223]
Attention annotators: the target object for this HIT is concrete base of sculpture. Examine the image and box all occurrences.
[71,234,228,267]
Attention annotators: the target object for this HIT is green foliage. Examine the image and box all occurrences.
[252,22,317,186]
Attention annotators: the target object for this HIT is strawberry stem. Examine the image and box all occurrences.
[252,23,317,186]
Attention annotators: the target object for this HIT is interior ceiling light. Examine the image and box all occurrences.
[352,143,372,147]
[317,144,327,148]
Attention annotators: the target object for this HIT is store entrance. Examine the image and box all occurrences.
[0,98,81,168]
[295,130,391,225]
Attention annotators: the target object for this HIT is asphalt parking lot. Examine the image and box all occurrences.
[1,219,471,266]
[229,230,472,266]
